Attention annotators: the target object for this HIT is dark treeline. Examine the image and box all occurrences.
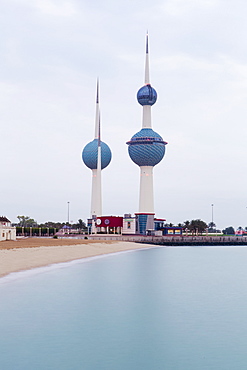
[14,216,87,230]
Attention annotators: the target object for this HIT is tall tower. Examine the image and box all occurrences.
[82,81,112,223]
[127,34,167,234]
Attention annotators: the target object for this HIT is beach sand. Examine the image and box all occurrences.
[0,238,152,278]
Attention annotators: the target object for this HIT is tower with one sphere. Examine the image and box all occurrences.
[127,34,167,234]
[82,80,111,224]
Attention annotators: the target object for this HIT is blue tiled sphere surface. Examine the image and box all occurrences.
[82,139,112,169]
[128,128,166,167]
[137,85,157,106]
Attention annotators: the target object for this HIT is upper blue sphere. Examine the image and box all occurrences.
[82,139,112,170]
[127,128,167,167]
[137,84,157,106]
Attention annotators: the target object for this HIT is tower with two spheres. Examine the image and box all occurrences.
[82,34,167,235]
[127,34,167,234]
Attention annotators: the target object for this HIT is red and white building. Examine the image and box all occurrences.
[94,216,123,234]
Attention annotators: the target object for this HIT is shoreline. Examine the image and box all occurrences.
[2,236,246,280]
[0,238,153,279]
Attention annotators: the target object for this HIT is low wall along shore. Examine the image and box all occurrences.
[87,234,247,246]
[2,235,246,248]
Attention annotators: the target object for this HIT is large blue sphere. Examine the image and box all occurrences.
[127,128,167,167]
[137,84,157,106]
[82,139,112,170]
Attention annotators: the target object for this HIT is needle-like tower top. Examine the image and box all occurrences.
[94,79,100,139]
[145,32,150,85]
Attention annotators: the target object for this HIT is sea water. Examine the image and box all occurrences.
[0,246,247,370]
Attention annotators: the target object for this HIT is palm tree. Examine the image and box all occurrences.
[208,222,216,229]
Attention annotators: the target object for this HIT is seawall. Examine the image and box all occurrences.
[87,234,247,246]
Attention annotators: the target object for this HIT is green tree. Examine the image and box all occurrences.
[222,226,235,235]
[183,220,190,229]
[78,219,86,230]
[17,215,37,227]
[208,221,216,233]
[183,219,208,234]
[72,219,87,230]
[39,221,65,229]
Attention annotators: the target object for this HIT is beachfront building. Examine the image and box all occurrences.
[0,216,16,241]
[95,216,123,234]
[82,80,112,233]
[122,214,136,234]
[154,219,183,236]
[126,34,167,235]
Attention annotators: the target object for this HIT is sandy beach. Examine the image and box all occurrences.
[0,238,152,278]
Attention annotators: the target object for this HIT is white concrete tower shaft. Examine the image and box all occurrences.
[139,33,154,214]
[91,80,102,217]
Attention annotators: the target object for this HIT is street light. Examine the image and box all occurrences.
[67,201,70,224]
[211,204,214,224]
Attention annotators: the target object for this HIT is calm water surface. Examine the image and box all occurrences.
[0,246,247,369]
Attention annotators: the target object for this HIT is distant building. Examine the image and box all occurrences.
[122,214,136,234]
[95,216,123,234]
[154,219,182,236]
[162,227,183,236]
[0,216,16,241]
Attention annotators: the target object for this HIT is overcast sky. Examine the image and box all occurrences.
[1,0,247,229]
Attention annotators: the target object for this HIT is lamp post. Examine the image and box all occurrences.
[67,201,70,224]
[211,204,214,224]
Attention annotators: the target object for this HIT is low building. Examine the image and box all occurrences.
[154,219,182,236]
[122,214,136,234]
[162,226,183,235]
[87,213,182,236]
[96,216,123,234]
[88,216,123,234]
[0,216,16,241]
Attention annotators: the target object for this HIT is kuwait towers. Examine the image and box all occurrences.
[82,81,111,224]
[127,34,167,234]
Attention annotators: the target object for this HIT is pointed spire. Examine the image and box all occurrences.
[146,30,149,54]
[96,78,99,104]
[144,32,150,85]
[94,79,100,139]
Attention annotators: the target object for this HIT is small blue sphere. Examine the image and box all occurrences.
[82,139,112,170]
[127,128,167,167]
[137,84,157,106]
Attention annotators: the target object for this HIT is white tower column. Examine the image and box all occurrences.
[142,106,152,128]
[91,167,102,217]
[139,166,154,213]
